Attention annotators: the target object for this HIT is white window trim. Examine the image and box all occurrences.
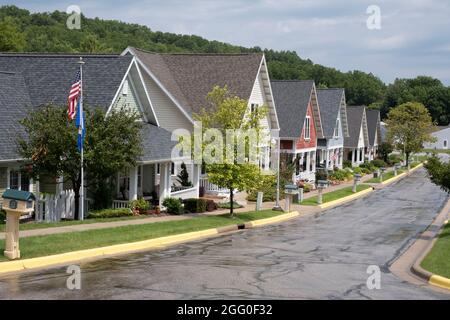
[304,116,311,140]
[334,118,340,138]
[7,169,31,191]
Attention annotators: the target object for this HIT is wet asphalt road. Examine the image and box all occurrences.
[0,168,449,299]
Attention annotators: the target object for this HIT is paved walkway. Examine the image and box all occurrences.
[0,171,377,239]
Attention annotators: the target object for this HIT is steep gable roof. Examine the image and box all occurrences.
[345,106,368,148]
[0,72,31,161]
[366,109,381,146]
[317,88,348,138]
[129,47,263,116]
[0,53,133,111]
[271,80,315,138]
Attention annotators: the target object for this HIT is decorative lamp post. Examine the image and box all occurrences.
[353,174,362,193]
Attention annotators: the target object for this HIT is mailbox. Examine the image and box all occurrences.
[284,184,299,195]
[354,174,362,182]
[317,180,328,189]
[2,189,36,260]
[2,189,35,214]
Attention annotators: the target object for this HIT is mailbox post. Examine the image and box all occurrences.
[394,163,400,176]
[352,174,362,193]
[2,189,35,260]
[317,180,328,205]
[284,184,299,212]
[380,167,386,182]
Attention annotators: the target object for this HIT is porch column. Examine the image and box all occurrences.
[129,166,138,201]
[325,149,330,170]
[193,163,200,198]
[339,148,343,168]
[306,152,311,173]
[56,176,63,194]
[35,179,41,222]
[311,151,316,172]
[159,162,171,207]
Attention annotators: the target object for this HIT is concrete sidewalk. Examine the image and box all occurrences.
[0,171,376,239]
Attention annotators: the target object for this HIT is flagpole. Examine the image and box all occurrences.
[78,57,85,221]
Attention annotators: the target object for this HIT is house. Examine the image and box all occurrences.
[271,80,323,182]
[424,126,450,150]
[0,53,193,209]
[366,109,382,161]
[316,88,349,170]
[124,47,280,194]
[344,106,369,167]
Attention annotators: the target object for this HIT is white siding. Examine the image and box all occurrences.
[357,125,365,148]
[141,72,193,133]
[249,73,270,131]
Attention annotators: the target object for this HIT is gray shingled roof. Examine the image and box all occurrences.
[139,124,182,162]
[0,72,31,161]
[271,80,314,138]
[366,109,381,146]
[344,106,366,148]
[316,88,345,138]
[131,48,263,116]
[0,53,133,111]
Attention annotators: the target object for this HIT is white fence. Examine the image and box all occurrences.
[200,177,230,195]
[36,190,89,222]
[112,200,129,209]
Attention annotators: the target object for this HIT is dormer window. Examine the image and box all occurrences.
[250,103,258,113]
[304,116,311,140]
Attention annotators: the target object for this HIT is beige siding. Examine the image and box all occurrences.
[111,79,144,119]
[142,72,193,133]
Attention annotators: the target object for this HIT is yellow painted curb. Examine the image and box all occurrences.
[0,228,218,275]
[318,188,374,209]
[248,211,299,227]
[409,162,424,172]
[429,274,450,290]
[381,172,408,185]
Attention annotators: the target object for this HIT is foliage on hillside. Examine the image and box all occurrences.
[0,5,449,124]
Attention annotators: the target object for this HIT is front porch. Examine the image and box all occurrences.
[344,147,366,167]
[114,161,201,208]
[289,149,317,183]
[317,147,344,170]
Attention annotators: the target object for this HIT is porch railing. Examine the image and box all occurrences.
[200,177,229,194]
[112,200,129,209]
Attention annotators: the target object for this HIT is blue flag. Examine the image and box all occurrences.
[75,100,85,152]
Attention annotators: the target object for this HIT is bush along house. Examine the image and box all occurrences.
[0,53,193,220]
[344,106,370,167]
[124,47,280,196]
[366,109,382,162]
[271,80,324,183]
[316,88,349,170]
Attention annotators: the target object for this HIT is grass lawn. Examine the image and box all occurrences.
[366,169,405,183]
[0,210,282,262]
[301,184,372,206]
[421,224,450,278]
[423,149,450,155]
[0,215,151,233]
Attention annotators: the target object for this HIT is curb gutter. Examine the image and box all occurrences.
[410,215,450,291]
[0,211,299,275]
[318,187,374,210]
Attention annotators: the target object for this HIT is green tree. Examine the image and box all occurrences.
[377,142,393,163]
[424,154,450,193]
[0,16,26,51]
[193,86,269,216]
[385,102,435,166]
[18,105,142,217]
[176,162,192,187]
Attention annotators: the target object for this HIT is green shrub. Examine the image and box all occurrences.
[206,200,218,212]
[343,160,353,169]
[0,209,6,224]
[246,175,277,202]
[217,201,243,209]
[329,169,347,182]
[162,197,184,215]
[371,159,387,168]
[128,198,150,213]
[183,198,207,213]
[298,181,313,193]
[315,168,328,183]
[353,167,363,174]
[88,208,133,219]
[360,161,376,173]
[388,154,403,165]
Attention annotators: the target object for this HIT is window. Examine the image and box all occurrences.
[122,81,128,96]
[9,171,19,190]
[21,174,30,192]
[156,163,176,175]
[250,103,258,113]
[444,140,448,149]
[334,118,340,138]
[304,116,311,140]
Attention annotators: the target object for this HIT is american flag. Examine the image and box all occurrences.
[67,70,81,120]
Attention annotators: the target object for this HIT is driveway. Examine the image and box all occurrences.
[0,168,449,299]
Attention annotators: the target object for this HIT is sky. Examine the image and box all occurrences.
[3,0,450,85]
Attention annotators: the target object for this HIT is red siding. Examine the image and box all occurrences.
[296,102,317,150]
[280,140,294,150]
